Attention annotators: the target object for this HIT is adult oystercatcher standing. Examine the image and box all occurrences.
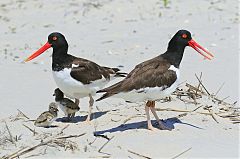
[25,32,126,122]
[96,30,214,130]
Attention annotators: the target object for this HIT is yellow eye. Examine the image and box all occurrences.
[182,34,187,39]
[53,36,57,41]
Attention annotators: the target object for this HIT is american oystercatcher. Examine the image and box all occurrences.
[53,88,80,121]
[34,102,58,128]
[25,32,126,122]
[96,30,214,130]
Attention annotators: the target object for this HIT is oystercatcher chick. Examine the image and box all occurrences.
[96,30,214,131]
[34,102,58,128]
[25,32,126,122]
[54,88,80,122]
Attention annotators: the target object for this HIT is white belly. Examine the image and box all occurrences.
[34,117,56,127]
[52,68,110,99]
[113,65,180,102]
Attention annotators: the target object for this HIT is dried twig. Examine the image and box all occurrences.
[195,74,210,95]
[215,82,225,96]
[179,98,199,105]
[123,115,145,124]
[89,155,111,158]
[17,109,29,119]
[128,149,152,159]
[207,109,219,123]
[171,147,192,159]
[98,136,114,155]
[2,147,27,159]
[55,133,86,140]
[195,72,202,95]
[25,147,47,158]
[186,83,233,106]
[4,121,15,145]
[156,108,217,116]
[5,133,86,159]
[22,124,38,136]
[57,124,70,135]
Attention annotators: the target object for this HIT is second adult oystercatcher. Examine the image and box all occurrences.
[96,30,214,130]
[25,32,126,122]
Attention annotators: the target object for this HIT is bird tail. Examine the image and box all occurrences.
[96,80,122,101]
[96,92,112,101]
[103,67,127,78]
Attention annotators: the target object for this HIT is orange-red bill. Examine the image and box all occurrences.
[188,39,214,60]
[24,42,51,62]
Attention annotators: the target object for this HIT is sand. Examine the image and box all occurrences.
[0,0,239,158]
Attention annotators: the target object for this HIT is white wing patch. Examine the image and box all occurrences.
[72,64,79,68]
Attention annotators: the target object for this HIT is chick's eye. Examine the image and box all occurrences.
[52,36,57,41]
[182,34,187,39]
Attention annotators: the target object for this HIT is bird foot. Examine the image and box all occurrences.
[147,124,159,131]
[84,116,92,124]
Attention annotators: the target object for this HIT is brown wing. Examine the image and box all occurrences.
[96,56,177,101]
[35,112,53,123]
[69,56,123,84]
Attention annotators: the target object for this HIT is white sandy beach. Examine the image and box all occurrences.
[0,0,239,158]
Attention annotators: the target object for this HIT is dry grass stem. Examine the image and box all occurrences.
[22,124,38,136]
[171,147,192,159]
[127,149,152,159]
[98,136,114,155]
[17,109,29,119]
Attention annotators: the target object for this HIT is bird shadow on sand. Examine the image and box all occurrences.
[94,117,203,135]
[56,111,108,123]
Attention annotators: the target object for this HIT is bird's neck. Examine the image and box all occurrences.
[52,45,68,60]
[52,46,69,71]
[55,96,63,102]
[162,42,186,68]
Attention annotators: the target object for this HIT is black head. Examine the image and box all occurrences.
[49,102,58,113]
[48,32,68,49]
[25,32,68,62]
[53,88,64,101]
[168,30,214,60]
[167,30,192,51]
[163,30,214,67]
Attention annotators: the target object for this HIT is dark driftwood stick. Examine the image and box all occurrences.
[128,149,152,159]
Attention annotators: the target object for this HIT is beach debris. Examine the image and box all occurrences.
[128,149,152,159]
[171,147,192,159]
[98,136,114,156]
[3,133,86,159]
[167,73,239,124]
